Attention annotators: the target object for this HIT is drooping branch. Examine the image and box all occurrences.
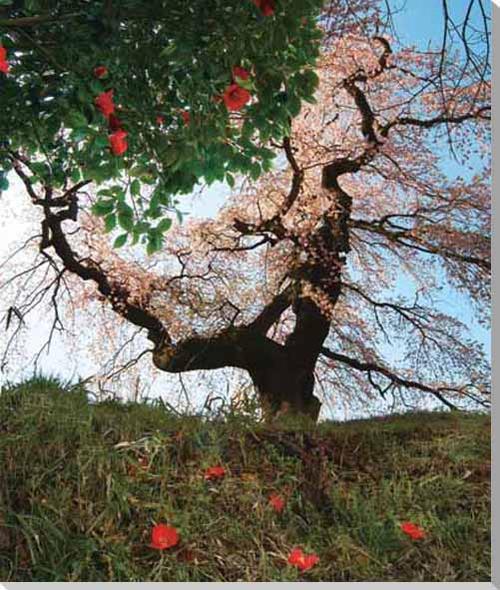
[320,347,463,410]
[11,157,167,347]
[350,217,491,272]
[380,106,491,137]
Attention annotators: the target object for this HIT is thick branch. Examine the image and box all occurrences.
[249,285,293,334]
[153,326,285,374]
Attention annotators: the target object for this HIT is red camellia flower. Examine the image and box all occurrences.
[0,45,9,74]
[268,493,286,513]
[232,66,250,82]
[180,110,190,125]
[108,113,123,132]
[150,524,180,550]
[94,65,108,79]
[400,521,426,540]
[156,115,165,126]
[223,83,251,111]
[287,547,319,571]
[109,129,128,156]
[95,89,115,118]
[204,465,226,480]
[252,0,275,16]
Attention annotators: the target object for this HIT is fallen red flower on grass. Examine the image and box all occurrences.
[180,110,191,125]
[268,493,286,513]
[95,89,115,118]
[204,465,226,480]
[150,524,180,550]
[287,547,319,571]
[400,521,426,540]
[109,129,128,156]
[94,65,108,79]
[223,83,251,111]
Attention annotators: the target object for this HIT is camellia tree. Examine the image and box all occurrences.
[0,0,324,251]
[0,0,491,420]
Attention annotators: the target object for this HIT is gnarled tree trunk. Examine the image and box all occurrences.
[12,140,350,424]
[250,363,320,420]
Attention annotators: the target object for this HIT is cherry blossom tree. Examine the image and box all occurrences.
[1,0,491,420]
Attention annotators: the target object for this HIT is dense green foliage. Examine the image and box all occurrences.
[0,377,491,582]
[0,0,323,252]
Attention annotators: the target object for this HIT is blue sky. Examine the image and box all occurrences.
[390,0,491,47]
[391,0,491,355]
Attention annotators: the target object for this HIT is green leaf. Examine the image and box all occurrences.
[249,162,261,181]
[31,162,48,178]
[134,221,150,234]
[130,179,141,196]
[91,199,115,217]
[303,94,317,105]
[70,168,82,183]
[157,218,172,233]
[160,43,176,57]
[104,213,117,233]
[116,200,133,214]
[113,233,128,248]
[286,95,302,117]
[66,110,88,129]
[236,78,255,91]
[146,233,163,255]
[97,189,115,197]
[130,164,151,177]
[118,211,134,231]
[93,135,109,149]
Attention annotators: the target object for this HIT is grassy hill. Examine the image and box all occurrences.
[0,377,491,582]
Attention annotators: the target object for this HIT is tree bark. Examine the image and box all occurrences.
[152,327,322,421]
[249,361,321,421]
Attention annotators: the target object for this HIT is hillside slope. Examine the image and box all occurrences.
[0,378,491,582]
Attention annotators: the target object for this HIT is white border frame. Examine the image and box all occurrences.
[1,2,497,589]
